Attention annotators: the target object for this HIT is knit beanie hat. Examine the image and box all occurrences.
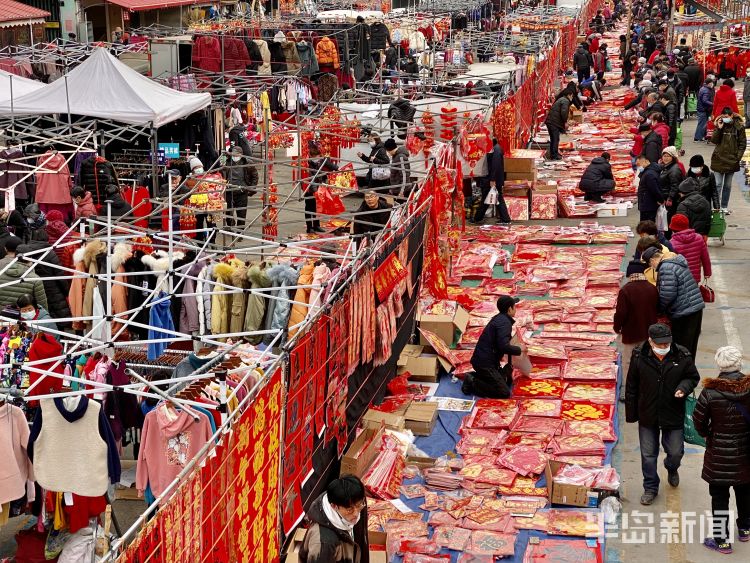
[625,259,647,277]
[689,154,704,167]
[661,146,679,159]
[45,210,65,223]
[188,156,204,172]
[715,346,743,372]
[669,213,690,232]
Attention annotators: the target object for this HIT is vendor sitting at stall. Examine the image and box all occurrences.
[463,295,526,399]
[352,191,392,237]
[579,152,616,202]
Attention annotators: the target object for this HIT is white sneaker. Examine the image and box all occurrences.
[722,208,732,215]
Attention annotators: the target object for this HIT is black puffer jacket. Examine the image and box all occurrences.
[655,254,705,319]
[687,165,719,209]
[299,494,370,563]
[18,238,71,320]
[625,341,700,429]
[676,193,712,235]
[659,161,684,199]
[579,157,615,194]
[693,371,750,485]
[641,131,663,164]
[388,99,416,140]
[573,46,593,70]
[78,157,119,205]
[369,22,390,51]
[544,96,571,131]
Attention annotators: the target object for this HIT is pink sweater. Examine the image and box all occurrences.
[0,404,33,504]
[136,405,212,497]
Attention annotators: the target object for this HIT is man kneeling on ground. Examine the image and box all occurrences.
[463,295,526,398]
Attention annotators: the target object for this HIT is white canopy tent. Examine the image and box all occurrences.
[0,70,44,102]
[0,48,211,127]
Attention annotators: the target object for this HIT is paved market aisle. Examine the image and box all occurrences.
[610,85,750,562]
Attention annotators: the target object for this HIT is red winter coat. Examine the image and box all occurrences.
[193,36,221,72]
[652,122,670,149]
[670,228,712,282]
[712,84,740,118]
[630,127,644,157]
[122,185,153,229]
[27,333,65,403]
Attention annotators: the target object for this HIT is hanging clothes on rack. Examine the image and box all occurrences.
[0,142,29,210]
[148,293,175,360]
[28,396,121,497]
[0,402,33,508]
[35,151,72,221]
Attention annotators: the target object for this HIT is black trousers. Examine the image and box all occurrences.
[640,210,657,222]
[226,191,248,227]
[546,124,562,160]
[474,179,512,223]
[303,190,319,231]
[709,482,750,541]
[471,366,512,399]
[671,309,702,358]
[577,67,591,83]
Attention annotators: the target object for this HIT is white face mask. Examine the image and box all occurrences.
[369,141,377,147]
[636,165,644,172]
[690,167,702,174]
[231,156,241,162]
[20,309,36,321]
[652,343,671,355]
[722,117,732,124]
[193,167,204,175]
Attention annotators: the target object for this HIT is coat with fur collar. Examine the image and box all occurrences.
[693,371,750,485]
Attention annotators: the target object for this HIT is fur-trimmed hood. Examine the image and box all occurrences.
[247,264,271,289]
[266,263,299,286]
[702,371,750,395]
[73,246,86,265]
[231,263,248,288]
[212,261,237,284]
[83,240,107,269]
[142,250,186,291]
[111,243,132,272]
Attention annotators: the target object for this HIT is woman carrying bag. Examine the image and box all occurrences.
[357,133,390,192]
[693,346,750,554]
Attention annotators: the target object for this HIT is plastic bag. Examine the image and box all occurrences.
[601,496,622,525]
[372,166,390,180]
[656,204,668,232]
[684,392,706,447]
[315,185,345,215]
[484,185,498,205]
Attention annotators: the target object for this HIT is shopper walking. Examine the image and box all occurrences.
[221,146,258,228]
[712,78,739,119]
[669,213,712,282]
[465,295,526,399]
[573,44,594,83]
[710,107,747,213]
[658,92,678,146]
[687,155,719,210]
[625,323,700,506]
[356,133,390,191]
[614,266,659,399]
[635,154,665,222]
[673,179,712,236]
[305,142,338,234]
[474,138,511,224]
[693,346,750,555]
[544,91,573,161]
[642,246,705,357]
[694,79,715,142]
[384,138,413,197]
[300,475,370,563]
[743,69,750,128]
[579,152,615,202]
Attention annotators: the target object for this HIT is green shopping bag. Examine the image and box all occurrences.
[675,127,683,150]
[684,392,706,447]
[687,93,697,113]
[708,211,726,239]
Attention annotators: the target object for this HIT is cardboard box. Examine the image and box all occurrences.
[362,408,405,431]
[595,203,628,217]
[505,156,536,174]
[114,460,140,501]
[505,170,537,182]
[341,426,384,478]
[417,305,469,347]
[503,184,530,197]
[533,181,558,194]
[569,110,583,124]
[545,460,617,508]
[397,345,439,383]
[404,402,438,436]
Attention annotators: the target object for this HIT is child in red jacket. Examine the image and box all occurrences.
[630,124,650,168]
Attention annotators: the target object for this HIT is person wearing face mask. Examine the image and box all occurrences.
[300,475,369,563]
[710,106,747,214]
[356,133,390,191]
[642,246,705,357]
[221,146,259,228]
[0,237,48,312]
[686,154,719,210]
[635,153,664,221]
[625,323,700,506]
[16,293,57,337]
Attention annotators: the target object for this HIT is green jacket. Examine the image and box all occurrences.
[711,117,747,173]
[0,259,48,310]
